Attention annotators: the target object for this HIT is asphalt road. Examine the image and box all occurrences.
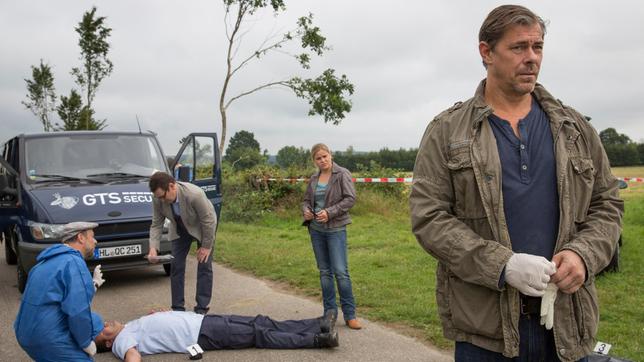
[0,246,452,361]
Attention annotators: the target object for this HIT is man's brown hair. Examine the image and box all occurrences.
[149,171,175,192]
[479,4,546,51]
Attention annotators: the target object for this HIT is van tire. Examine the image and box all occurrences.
[163,263,171,276]
[17,258,28,293]
[4,232,17,265]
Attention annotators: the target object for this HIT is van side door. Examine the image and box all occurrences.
[171,134,222,220]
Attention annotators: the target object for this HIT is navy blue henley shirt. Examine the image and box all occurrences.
[489,98,559,260]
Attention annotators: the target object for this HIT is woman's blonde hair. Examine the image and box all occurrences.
[311,143,332,160]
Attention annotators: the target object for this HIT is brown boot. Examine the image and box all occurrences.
[345,318,362,330]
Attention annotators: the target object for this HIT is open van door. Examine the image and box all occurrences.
[171,134,222,221]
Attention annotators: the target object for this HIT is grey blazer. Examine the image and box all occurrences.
[150,181,217,250]
[302,163,356,228]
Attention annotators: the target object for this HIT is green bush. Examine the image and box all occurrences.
[221,164,309,222]
[221,161,410,222]
[353,160,408,199]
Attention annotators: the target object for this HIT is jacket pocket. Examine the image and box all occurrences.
[447,143,486,219]
[448,274,502,339]
[571,284,598,342]
[569,157,595,223]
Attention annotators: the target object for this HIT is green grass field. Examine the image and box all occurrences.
[215,168,643,360]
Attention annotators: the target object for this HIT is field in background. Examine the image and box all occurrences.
[214,168,643,360]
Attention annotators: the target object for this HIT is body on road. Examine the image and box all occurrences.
[95,310,339,361]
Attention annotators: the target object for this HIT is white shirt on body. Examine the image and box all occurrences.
[112,311,204,359]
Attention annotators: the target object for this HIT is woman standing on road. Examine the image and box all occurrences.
[302,143,361,330]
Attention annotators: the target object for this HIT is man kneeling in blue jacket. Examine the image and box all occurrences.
[14,221,106,361]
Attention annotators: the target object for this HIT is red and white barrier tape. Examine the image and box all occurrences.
[262,176,643,183]
[619,177,644,182]
[259,177,412,183]
[353,177,413,183]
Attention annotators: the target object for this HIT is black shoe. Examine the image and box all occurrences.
[320,310,337,333]
[314,331,339,348]
[194,307,209,315]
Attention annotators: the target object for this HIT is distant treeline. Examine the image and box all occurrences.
[599,128,644,167]
[231,128,644,173]
[332,147,418,172]
[328,127,644,171]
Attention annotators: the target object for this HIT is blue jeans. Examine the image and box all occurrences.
[309,228,356,321]
[455,314,588,362]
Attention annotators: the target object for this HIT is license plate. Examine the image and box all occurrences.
[96,244,142,259]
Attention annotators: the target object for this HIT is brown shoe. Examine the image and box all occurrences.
[345,319,362,330]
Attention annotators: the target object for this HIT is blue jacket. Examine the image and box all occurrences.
[14,244,103,362]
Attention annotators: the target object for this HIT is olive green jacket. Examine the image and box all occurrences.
[410,80,623,361]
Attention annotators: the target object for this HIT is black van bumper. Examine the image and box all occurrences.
[18,237,172,273]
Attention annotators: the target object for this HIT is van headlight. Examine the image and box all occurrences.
[28,221,65,241]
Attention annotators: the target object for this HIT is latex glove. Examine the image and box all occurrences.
[93,264,105,291]
[83,340,97,357]
[505,253,557,297]
[540,283,557,329]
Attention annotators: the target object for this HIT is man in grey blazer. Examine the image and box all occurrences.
[148,172,217,314]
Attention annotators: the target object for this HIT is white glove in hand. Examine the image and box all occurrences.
[83,340,97,356]
[505,253,556,297]
[93,264,105,291]
[540,283,557,330]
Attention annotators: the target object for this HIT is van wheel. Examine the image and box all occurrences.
[17,258,28,293]
[163,263,171,276]
[4,232,17,265]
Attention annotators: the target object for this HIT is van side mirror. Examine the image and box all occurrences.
[0,174,17,197]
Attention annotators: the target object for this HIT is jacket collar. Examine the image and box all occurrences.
[471,79,576,130]
[314,162,340,178]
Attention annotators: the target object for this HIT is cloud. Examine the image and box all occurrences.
[1,0,643,153]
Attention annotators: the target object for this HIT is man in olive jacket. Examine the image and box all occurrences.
[148,172,217,314]
[410,5,623,362]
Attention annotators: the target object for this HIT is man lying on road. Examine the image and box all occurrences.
[95,310,339,360]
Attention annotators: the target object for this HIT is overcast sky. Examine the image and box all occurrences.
[1,1,643,156]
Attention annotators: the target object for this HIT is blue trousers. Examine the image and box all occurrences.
[170,230,213,313]
[197,314,321,349]
[455,314,588,362]
[309,228,356,321]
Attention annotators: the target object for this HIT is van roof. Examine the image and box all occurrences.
[17,131,157,139]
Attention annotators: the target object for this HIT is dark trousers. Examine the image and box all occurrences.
[455,314,588,362]
[197,315,321,349]
[170,231,213,312]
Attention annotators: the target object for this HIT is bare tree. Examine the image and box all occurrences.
[219,0,354,153]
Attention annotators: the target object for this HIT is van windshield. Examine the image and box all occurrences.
[24,134,167,182]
